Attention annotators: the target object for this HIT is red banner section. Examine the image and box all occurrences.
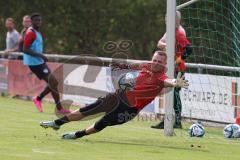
[8,60,63,99]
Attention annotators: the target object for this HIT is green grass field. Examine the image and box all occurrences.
[0,96,239,160]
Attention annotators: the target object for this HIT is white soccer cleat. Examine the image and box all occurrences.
[62,132,77,140]
[40,121,60,130]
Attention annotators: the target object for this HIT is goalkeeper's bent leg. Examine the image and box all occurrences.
[62,123,107,139]
[76,124,102,138]
[73,115,110,139]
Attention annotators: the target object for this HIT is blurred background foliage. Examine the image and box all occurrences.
[0,0,239,69]
[0,0,166,60]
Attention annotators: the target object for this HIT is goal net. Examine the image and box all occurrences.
[174,0,240,123]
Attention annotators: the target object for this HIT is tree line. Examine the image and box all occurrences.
[0,0,239,69]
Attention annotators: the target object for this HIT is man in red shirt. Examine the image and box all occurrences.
[40,50,189,140]
[152,11,192,129]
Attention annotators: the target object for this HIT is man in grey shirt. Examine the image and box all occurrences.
[4,18,20,59]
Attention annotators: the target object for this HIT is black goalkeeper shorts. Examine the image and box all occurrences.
[79,92,139,127]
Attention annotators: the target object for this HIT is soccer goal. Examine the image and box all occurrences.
[164,0,240,136]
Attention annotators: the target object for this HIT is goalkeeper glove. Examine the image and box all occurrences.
[175,72,189,89]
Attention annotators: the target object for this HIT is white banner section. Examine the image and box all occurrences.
[181,73,240,123]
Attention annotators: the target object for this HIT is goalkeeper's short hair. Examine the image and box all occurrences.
[155,50,167,58]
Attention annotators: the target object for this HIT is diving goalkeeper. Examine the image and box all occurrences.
[40,50,188,140]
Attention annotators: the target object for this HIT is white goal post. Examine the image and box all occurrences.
[164,0,201,136]
[164,0,176,136]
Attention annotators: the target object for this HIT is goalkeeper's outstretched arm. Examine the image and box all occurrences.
[163,72,189,89]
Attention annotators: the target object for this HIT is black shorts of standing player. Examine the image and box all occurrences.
[79,92,139,131]
[29,63,51,80]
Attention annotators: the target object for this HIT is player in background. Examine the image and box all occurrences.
[23,13,71,114]
[40,50,189,140]
[4,18,20,59]
[5,18,20,52]
[151,11,192,129]
[19,15,32,52]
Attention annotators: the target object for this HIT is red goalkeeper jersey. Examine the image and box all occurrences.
[175,28,190,71]
[124,63,168,110]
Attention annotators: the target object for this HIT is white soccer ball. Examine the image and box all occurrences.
[223,124,240,138]
[189,123,205,137]
[118,72,138,91]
